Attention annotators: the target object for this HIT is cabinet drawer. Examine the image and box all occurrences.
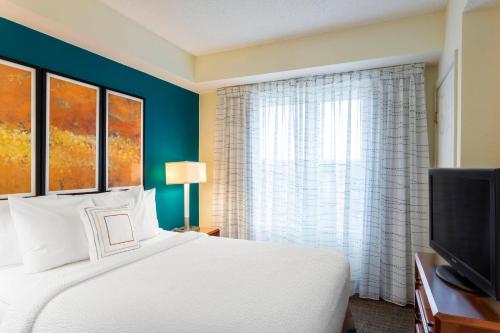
[415,287,434,332]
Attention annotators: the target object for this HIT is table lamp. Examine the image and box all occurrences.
[165,161,206,231]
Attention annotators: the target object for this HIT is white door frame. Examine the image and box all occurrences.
[435,51,458,168]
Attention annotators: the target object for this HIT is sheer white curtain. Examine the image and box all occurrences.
[213,64,430,305]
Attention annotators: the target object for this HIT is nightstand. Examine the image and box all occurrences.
[198,227,220,236]
[173,226,220,237]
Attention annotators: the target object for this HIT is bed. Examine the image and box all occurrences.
[0,187,351,333]
[0,229,350,333]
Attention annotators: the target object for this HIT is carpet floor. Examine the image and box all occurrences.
[348,296,414,333]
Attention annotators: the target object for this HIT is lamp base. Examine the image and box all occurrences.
[173,226,200,233]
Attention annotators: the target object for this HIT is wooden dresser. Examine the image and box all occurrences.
[415,252,500,333]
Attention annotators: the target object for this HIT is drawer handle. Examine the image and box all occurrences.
[415,289,434,328]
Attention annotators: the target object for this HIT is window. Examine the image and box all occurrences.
[259,104,294,161]
[259,100,362,162]
[322,100,361,161]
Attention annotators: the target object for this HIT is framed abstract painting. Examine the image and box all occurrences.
[105,89,144,190]
[45,73,100,194]
[0,58,37,199]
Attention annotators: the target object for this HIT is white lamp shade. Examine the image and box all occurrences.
[165,161,206,184]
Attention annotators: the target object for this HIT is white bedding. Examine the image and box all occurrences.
[0,231,350,333]
[0,231,176,307]
[0,229,177,326]
[0,300,7,324]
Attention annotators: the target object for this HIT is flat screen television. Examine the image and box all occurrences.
[429,168,500,299]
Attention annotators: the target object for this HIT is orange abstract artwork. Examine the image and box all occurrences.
[47,75,98,192]
[0,61,34,197]
[107,91,142,189]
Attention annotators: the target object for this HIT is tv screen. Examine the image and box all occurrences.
[431,175,491,281]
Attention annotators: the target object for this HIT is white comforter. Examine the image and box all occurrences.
[0,232,350,333]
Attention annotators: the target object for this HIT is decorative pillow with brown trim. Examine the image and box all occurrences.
[80,205,140,261]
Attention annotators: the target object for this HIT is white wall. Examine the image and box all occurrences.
[460,6,500,167]
[437,0,467,166]
[195,11,445,84]
[1,0,196,90]
[438,0,467,80]
[436,1,500,167]
[3,0,446,94]
[199,92,217,227]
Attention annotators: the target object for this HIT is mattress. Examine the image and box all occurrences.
[1,231,350,333]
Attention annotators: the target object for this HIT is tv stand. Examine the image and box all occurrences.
[415,252,500,332]
[435,264,482,294]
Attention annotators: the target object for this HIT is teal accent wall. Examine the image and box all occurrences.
[0,18,199,230]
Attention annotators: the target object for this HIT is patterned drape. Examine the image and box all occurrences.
[213,64,430,305]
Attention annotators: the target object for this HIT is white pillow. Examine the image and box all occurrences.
[92,186,159,240]
[91,186,142,208]
[0,201,23,267]
[80,205,139,261]
[144,189,160,237]
[9,196,94,273]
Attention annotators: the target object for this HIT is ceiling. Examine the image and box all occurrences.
[99,0,447,55]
